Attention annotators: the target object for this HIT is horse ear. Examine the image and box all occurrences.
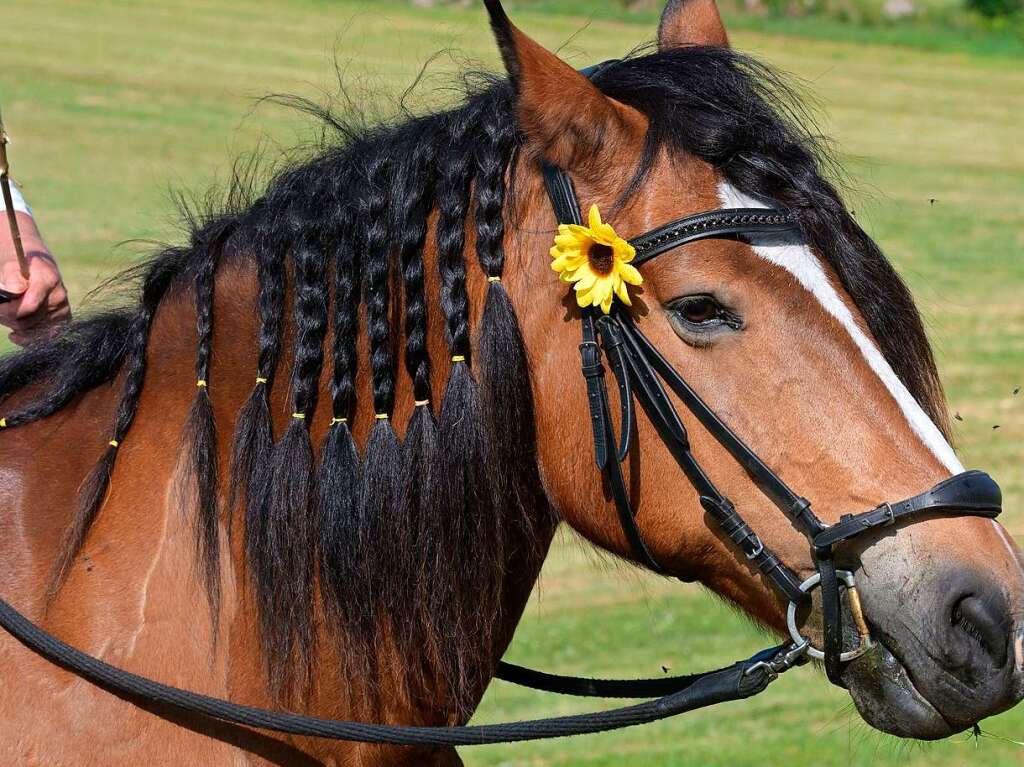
[483,0,647,174]
[657,0,730,49]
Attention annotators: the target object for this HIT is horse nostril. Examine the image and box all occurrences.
[950,594,1008,669]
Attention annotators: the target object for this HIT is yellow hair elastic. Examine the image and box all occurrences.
[255,377,268,385]
[375,413,389,421]
[0,417,6,429]
[451,355,466,363]
[414,399,430,407]
[330,417,348,426]
[109,439,120,448]
[196,379,207,388]
[487,276,501,283]
[292,413,306,420]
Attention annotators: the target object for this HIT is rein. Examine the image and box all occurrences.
[0,118,1004,750]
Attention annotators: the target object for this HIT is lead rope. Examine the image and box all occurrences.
[0,592,798,745]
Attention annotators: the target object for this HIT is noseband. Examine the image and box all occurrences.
[542,164,1002,685]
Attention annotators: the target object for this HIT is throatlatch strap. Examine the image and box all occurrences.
[588,314,664,572]
[542,164,583,226]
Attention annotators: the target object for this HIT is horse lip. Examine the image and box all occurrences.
[842,633,958,740]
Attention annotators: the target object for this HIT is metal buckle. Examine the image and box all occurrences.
[878,502,896,526]
[785,570,873,662]
[744,640,811,682]
[744,536,764,560]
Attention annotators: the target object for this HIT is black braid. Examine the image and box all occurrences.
[329,198,362,424]
[357,144,405,682]
[47,250,187,597]
[435,102,484,359]
[397,123,439,401]
[255,206,331,696]
[363,149,397,418]
[473,106,547,564]
[425,99,508,713]
[386,122,442,667]
[177,218,236,629]
[229,203,285,525]
[318,183,363,643]
[473,99,516,280]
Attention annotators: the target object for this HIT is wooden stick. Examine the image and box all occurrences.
[0,120,31,281]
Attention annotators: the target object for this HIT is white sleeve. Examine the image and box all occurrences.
[0,180,32,215]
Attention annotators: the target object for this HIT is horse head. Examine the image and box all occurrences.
[485,0,1024,738]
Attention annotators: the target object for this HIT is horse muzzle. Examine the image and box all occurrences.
[845,558,1024,739]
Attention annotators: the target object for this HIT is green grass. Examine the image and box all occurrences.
[2,1,1022,764]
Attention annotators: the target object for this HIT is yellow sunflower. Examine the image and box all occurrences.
[549,204,643,314]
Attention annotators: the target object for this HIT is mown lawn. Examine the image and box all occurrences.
[3,0,1022,764]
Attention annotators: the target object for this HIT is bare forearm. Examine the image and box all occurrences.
[0,210,46,255]
[0,196,71,345]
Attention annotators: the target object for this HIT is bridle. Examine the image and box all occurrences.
[0,102,1005,750]
[541,163,1003,685]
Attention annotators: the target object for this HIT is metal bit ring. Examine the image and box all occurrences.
[786,570,873,662]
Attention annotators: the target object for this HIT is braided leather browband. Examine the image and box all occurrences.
[631,209,798,265]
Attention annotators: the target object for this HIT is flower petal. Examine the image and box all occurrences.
[551,250,586,273]
[614,275,633,306]
[590,278,613,310]
[618,262,643,286]
[614,239,637,263]
[573,270,597,290]
[555,232,584,248]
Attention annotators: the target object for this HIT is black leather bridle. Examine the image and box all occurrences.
[542,163,1003,685]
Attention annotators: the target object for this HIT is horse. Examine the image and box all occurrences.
[1,0,1021,763]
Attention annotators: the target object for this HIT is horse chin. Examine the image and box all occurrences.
[842,639,958,740]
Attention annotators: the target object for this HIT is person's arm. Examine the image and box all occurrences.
[0,183,70,345]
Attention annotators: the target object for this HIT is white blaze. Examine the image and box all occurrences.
[717,182,964,474]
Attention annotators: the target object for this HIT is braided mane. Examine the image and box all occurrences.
[0,46,947,715]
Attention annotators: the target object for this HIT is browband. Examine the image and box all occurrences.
[541,167,801,267]
[631,209,799,265]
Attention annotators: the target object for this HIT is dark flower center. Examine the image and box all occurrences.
[588,242,615,275]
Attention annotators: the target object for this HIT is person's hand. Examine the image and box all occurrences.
[0,212,71,345]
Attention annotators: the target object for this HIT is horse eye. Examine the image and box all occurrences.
[667,294,742,346]
[677,296,721,324]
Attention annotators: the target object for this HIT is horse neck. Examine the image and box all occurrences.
[10,246,554,723]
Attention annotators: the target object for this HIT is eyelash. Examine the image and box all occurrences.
[669,295,742,331]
